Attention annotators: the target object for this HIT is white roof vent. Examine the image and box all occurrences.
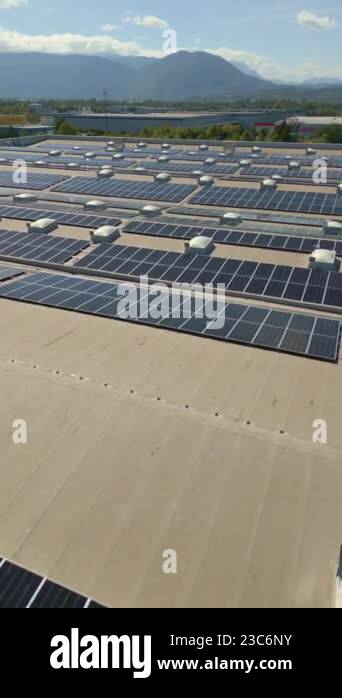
[192,169,203,176]
[27,217,57,234]
[158,154,170,162]
[97,168,114,178]
[84,151,97,159]
[184,235,214,254]
[205,157,217,165]
[134,165,146,172]
[107,141,114,146]
[323,219,342,234]
[309,249,339,271]
[240,159,251,167]
[154,172,171,183]
[13,192,38,203]
[288,160,300,170]
[161,143,170,149]
[84,200,107,211]
[106,147,115,152]
[272,174,283,180]
[198,175,214,186]
[72,145,81,150]
[199,144,208,151]
[336,184,342,196]
[252,146,261,153]
[306,147,316,155]
[260,178,278,190]
[220,212,242,226]
[251,154,260,159]
[140,204,161,217]
[137,141,147,148]
[0,157,7,163]
[48,149,62,156]
[66,162,80,168]
[35,159,47,166]
[91,225,120,244]
[188,150,197,156]
[113,152,124,160]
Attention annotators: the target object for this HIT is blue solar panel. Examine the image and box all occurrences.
[1,270,339,361]
[0,204,121,229]
[0,171,69,190]
[0,229,89,265]
[51,176,195,202]
[190,186,342,215]
[72,240,342,312]
[0,264,24,281]
[239,166,342,182]
[122,218,342,255]
[0,559,105,608]
[137,160,239,175]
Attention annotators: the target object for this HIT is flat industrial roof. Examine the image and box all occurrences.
[0,136,341,607]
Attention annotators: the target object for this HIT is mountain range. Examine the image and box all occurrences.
[0,50,341,101]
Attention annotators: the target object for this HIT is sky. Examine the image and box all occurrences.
[0,0,341,82]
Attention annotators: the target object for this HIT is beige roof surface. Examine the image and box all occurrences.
[0,137,341,608]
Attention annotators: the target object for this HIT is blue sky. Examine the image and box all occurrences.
[0,0,341,81]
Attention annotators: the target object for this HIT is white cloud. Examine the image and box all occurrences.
[122,13,169,29]
[297,10,336,30]
[206,46,342,82]
[101,24,118,33]
[0,0,27,7]
[0,28,163,56]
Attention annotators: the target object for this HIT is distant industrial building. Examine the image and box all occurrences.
[57,109,297,134]
[282,116,342,136]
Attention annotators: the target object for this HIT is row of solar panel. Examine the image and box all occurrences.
[0,558,105,608]
[170,206,328,228]
[123,219,342,254]
[0,153,137,169]
[160,214,320,238]
[52,176,196,202]
[239,166,342,182]
[136,161,240,175]
[0,264,24,281]
[0,171,69,190]
[0,272,340,361]
[0,205,121,229]
[0,229,88,265]
[72,242,342,311]
[190,186,342,215]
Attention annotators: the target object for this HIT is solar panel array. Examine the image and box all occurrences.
[137,160,239,175]
[123,218,342,254]
[72,241,342,312]
[0,204,121,229]
[52,175,195,202]
[170,206,329,227]
[0,264,23,281]
[0,271,339,361]
[191,186,342,215]
[0,171,69,190]
[0,558,105,608]
[0,229,88,265]
[239,166,342,181]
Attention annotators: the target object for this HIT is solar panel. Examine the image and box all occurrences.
[190,186,342,216]
[239,166,342,182]
[0,264,24,281]
[0,229,89,265]
[122,218,342,255]
[0,271,339,362]
[0,559,105,608]
[0,171,69,190]
[168,206,329,228]
[0,204,121,229]
[72,241,342,312]
[138,160,239,175]
[52,176,195,202]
